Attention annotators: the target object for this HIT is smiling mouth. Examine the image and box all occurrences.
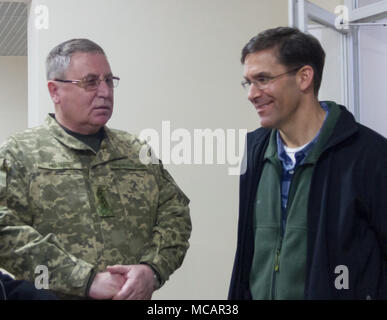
[255,101,273,111]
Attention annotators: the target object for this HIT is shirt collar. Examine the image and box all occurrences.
[45,114,126,162]
[276,102,329,169]
[45,114,93,151]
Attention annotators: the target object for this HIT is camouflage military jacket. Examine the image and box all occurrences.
[0,115,191,298]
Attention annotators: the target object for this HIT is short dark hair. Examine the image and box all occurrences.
[241,27,325,95]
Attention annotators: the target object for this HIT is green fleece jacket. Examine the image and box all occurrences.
[249,102,341,299]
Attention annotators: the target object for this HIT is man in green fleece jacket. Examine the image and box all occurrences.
[229,27,387,299]
[241,27,330,300]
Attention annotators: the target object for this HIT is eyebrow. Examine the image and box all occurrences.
[253,72,272,78]
[244,72,272,81]
[83,72,113,79]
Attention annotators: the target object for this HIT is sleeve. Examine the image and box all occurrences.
[368,147,387,255]
[138,160,191,287]
[0,141,94,298]
[0,271,58,300]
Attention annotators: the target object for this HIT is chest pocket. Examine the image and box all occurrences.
[29,164,97,260]
[88,160,158,261]
[106,160,158,224]
[30,164,90,221]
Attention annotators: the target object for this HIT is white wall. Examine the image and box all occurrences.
[0,56,28,143]
[358,16,387,138]
[28,0,288,299]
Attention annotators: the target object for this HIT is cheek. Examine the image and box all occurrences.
[81,94,98,110]
[272,83,295,105]
[62,89,93,106]
[259,89,274,102]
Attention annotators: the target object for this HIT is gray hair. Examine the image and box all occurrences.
[46,38,106,80]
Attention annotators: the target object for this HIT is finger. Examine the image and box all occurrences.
[110,273,127,287]
[126,287,152,300]
[107,265,130,275]
[125,277,153,300]
[113,283,134,300]
[112,278,135,300]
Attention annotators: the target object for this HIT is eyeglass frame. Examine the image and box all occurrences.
[53,74,120,91]
[241,66,304,91]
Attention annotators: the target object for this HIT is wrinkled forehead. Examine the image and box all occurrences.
[66,52,112,78]
[243,49,286,77]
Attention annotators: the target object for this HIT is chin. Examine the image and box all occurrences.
[93,115,111,126]
[259,118,276,129]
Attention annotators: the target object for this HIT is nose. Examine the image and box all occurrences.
[247,83,263,102]
[96,78,112,98]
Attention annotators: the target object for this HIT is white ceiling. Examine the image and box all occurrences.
[0,1,27,56]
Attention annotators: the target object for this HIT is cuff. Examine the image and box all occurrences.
[85,269,97,297]
[140,263,161,290]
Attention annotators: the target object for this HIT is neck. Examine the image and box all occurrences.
[278,98,326,148]
[54,110,102,135]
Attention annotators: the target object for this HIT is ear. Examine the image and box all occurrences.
[47,81,61,104]
[297,65,315,93]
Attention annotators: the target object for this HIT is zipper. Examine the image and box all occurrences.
[274,248,281,272]
[271,236,283,299]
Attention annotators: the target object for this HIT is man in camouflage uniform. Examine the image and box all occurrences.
[0,39,191,299]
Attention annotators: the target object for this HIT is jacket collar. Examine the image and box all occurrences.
[252,101,359,161]
[45,114,128,165]
[322,102,359,150]
[45,114,93,151]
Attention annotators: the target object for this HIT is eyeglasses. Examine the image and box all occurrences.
[241,66,303,91]
[54,75,120,91]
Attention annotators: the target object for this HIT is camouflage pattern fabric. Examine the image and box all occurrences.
[0,115,191,299]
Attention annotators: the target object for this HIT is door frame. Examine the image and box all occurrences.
[288,0,351,114]
[344,0,387,121]
[289,0,387,121]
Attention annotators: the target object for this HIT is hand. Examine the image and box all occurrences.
[88,271,126,300]
[107,264,155,300]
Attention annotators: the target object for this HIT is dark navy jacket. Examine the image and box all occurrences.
[0,271,57,300]
[228,104,387,299]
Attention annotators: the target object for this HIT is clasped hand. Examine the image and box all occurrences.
[88,264,155,300]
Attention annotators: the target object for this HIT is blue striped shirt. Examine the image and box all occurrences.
[277,102,329,233]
